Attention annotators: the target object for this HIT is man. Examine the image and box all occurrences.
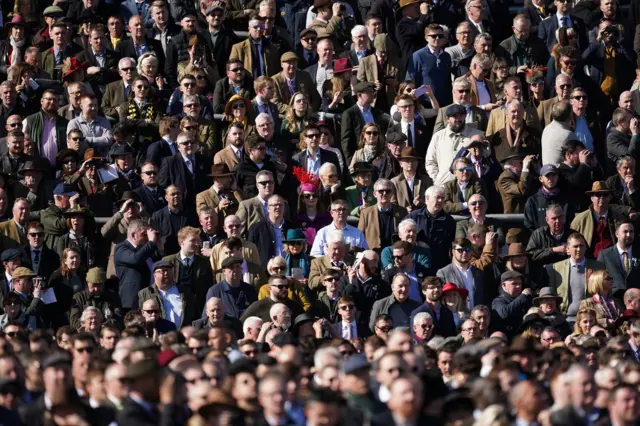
[311,200,368,257]
[0,248,22,307]
[248,194,292,265]
[437,237,485,309]
[292,124,340,176]
[146,117,179,168]
[250,76,280,130]
[558,139,603,211]
[75,27,121,96]
[538,0,587,50]
[230,15,279,78]
[540,100,578,166]
[106,15,128,51]
[538,74,573,128]
[147,1,180,58]
[162,226,213,313]
[237,170,281,235]
[67,94,113,156]
[569,91,602,164]
[101,57,138,119]
[357,34,403,111]
[163,12,205,88]
[358,179,407,251]
[21,89,68,166]
[545,232,604,322]
[214,237,266,288]
[235,135,278,199]
[308,0,348,46]
[133,162,166,215]
[0,131,29,179]
[196,163,243,218]
[33,5,65,51]
[380,218,431,270]
[426,104,484,186]
[41,23,81,80]
[527,204,575,270]
[212,59,256,113]
[410,276,456,338]
[210,215,261,269]
[446,22,475,77]
[341,81,389,164]
[20,221,59,281]
[443,157,486,214]
[150,185,198,255]
[240,274,303,322]
[113,220,162,309]
[491,271,533,340]
[369,273,422,331]
[407,24,452,107]
[408,185,456,271]
[197,208,224,254]
[0,199,29,250]
[202,4,238,77]
[571,181,631,258]
[387,94,430,159]
[456,194,506,244]
[465,53,499,114]
[608,108,640,166]
[391,147,431,212]
[57,83,87,121]
[116,16,164,69]
[333,295,370,338]
[486,77,542,136]
[192,297,243,338]
[524,164,574,232]
[0,83,26,137]
[41,183,80,251]
[137,260,197,329]
[304,38,335,97]
[495,14,549,76]
[605,384,640,426]
[345,250,391,319]
[343,25,373,67]
[309,230,351,291]
[69,267,123,330]
[382,240,431,302]
[213,123,245,171]
[605,156,640,209]
[597,221,640,299]
[158,132,211,208]
[204,256,257,320]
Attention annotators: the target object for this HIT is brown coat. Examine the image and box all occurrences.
[390,173,432,210]
[309,255,334,291]
[465,73,496,107]
[357,54,405,108]
[357,204,408,250]
[490,124,542,163]
[195,186,244,216]
[443,178,486,214]
[272,70,320,114]
[229,38,280,78]
[485,104,542,136]
[536,96,561,128]
[497,169,534,214]
[209,239,261,270]
[0,220,27,252]
[213,145,242,171]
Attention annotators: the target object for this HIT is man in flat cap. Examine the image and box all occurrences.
[69,267,123,329]
[491,270,533,340]
[204,256,258,320]
[272,51,321,113]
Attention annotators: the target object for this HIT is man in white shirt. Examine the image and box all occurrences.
[334,295,363,339]
[311,199,368,256]
[149,260,183,328]
[312,38,334,96]
[467,53,500,114]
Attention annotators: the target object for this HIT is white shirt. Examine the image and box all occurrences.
[404,173,415,194]
[316,62,333,96]
[310,222,369,256]
[401,119,416,145]
[341,320,357,339]
[455,263,475,309]
[158,285,183,327]
[476,80,491,107]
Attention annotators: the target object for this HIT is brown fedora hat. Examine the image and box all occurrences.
[503,242,528,260]
[398,0,420,8]
[585,181,612,196]
[209,163,234,178]
[398,147,421,161]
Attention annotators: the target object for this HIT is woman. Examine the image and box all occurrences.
[322,58,355,113]
[119,75,161,142]
[349,123,397,179]
[223,95,254,139]
[441,282,469,328]
[10,63,42,107]
[49,247,86,294]
[282,228,313,278]
[345,162,376,217]
[61,57,88,95]
[502,243,539,290]
[138,53,162,87]
[281,92,313,147]
[257,256,311,311]
[489,99,541,163]
[389,80,439,122]
[570,308,597,338]
[292,181,331,247]
[490,57,510,101]
[55,148,82,185]
[56,206,94,275]
[546,29,579,90]
[526,69,546,109]
[518,309,550,340]
[317,121,345,172]
[580,270,623,330]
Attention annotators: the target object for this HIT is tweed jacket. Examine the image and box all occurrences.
[357,204,408,250]
[272,70,321,114]
[229,38,280,77]
[391,174,432,210]
[545,258,605,314]
[195,186,244,216]
[357,54,405,108]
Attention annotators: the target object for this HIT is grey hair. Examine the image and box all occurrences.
[373,178,394,192]
[506,98,523,110]
[127,219,147,236]
[255,170,274,181]
[182,95,199,106]
[314,346,341,370]
[565,363,592,382]
[255,112,273,125]
[319,162,338,176]
[351,25,366,37]
[474,32,492,44]
[616,155,635,169]
[267,256,286,271]
[269,303,289,320]
[545,204,566,217]
[242,316,263,335]
[398,218,417,233]
[425,185,446,198]
[594,366,620,388]
[118,57,136,70]
[413,312,433,324]
[80,306,102,323]
[137,52,158,74]
[0,81,14,90]
[392,273,410,285]
[453,77,471,90]
[326,229,345,245]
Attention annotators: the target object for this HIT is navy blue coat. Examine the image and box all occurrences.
[114,240,158,309]
[407,47,453,107]
[410,302,457,338]
[203,280,258,320]
[150,207,198,256]
[407,207,456,271]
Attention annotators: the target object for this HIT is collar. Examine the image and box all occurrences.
[570,258,586,268]
[157,284,178,296]
[428,46,441,56]
[617,245,632,257]
[92,49,106,57]
[163,136,174,145]
[180,251,194,261]
[357,103,371,113]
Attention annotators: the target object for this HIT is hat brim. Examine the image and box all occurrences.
[500,154,524,163]
[284,238,307,243]
[533,296,562,305]
[62,210,88,217]
[398,155,421,161]
[18,167,47,175]
[615,315,638,328]
[209,172,235,178]
[585,190,612,195]
[350,168,373,176]
[442,287,469,299]
[224,97,252,116]
[503,252,529,259]
[518,317,551,333]
[399,0,421,8]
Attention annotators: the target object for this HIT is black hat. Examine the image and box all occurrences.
[228,358,257,376]
[350,162,373,176]
[152,260,173,272]
[292,312,316,334]
[518,312,551,333]
[111,143,134,157]
[1,248,22,262]
[300,28,317,39]
[272,332,297,347]
[446,104,466,117]
[116,190,142,207]
[221,256,243,269]
[18,159,48,175]
[79,9,102,24]
[55,148,81,169]
[354,82,376,94]
[42,352,72,370]
[385,132,408,145]
[500,270,523,282]
[341,353,370,374]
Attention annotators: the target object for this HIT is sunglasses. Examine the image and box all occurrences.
[365,131,379,136]
[142,170,157,175]
[428,34,445,39]
[340,305,355,311]
[229,68,243,73]
[457,167,473,173]
[469,200,486,206]
[135,85,150,90]
[75,346,95,354]
[28,232,44,237]
[377,189,392,194]
[179,140,196,145]
[457,89,470,94]
[559,84,572,89]
[572,95,588,100]
[306,133,321,139]
[454,247,472,253]
[303,193,317,199]
[183,82,196,88]
[376,326,391,332]
[195,75,206,80]
[5,331,20,337]
[418,323,434,329]
[121,67,135,72]
[257,180,274,186]
[324,277,339,282]
[392,254,407,260]
[271,284,289,290]
[71,136,85,142]
[301,37,317,42]
[183,125,197,131]
[272,266,286,271]
[289,241,304,246]
[232,104,245,110]
[7,122,20,127]
[143,309,160,314]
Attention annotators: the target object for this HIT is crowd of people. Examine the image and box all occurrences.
[1,0,640,423]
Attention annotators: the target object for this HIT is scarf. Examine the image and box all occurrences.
[127,101,155,120]
[505,120,523,147]
[540,186,561,198]
[9,37,25,66]
[593,294,618,321]
[363,145,377,162]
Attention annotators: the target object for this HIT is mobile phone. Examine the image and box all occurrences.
[414,85,427,98]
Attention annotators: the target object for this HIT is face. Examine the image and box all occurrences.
[358,90,375,106]
[300,34,317,51]
[567,238,586,261]
[317,40,333,63]
[367,18,382,37]
[616,223,635,247]
[507,103,523,125]
[471,309,489,332]
[426,28,445,49]
[0,86,14,105]
[223,263,242,283]
[224,218,242,237]
[413,316,434,340]
[502,278,523,297]
[338,300,356,322]
[471,60,491,81]
[259,379,286,417]
[620,92,633,110]
[80,98,98,118]
[268,198,284,219]
[41,92,58,113]
[454,161,473,183]
[539,172,558,189]
[180,78,197,95]
[424,282,442,302]
[181,15,196,32]
[293,94,308,114]
[82,311,100,332]
[375,185,392,205]
[73,339,96,362]
[392,277,410,301]
[504,81,523,100]
[10,25,24,41]
[610,388,640,424]
[227,64,244,83]
[89,31,104,52]
[396,99,414,120]
[13,201,29,223]
[426,190,444,213]
[248,19,265,39]
[513,19,531,40]
[453,244,472,264]
[461,321,479,341]
[206,300,224,323]
[438,351,453,377]
[392,248,412,269]
[108,17,124,36]
[129,17,144,38]
[447,113,466,133]
[142,300,160,322]
[177,136,196,156]
[579,314,595,333]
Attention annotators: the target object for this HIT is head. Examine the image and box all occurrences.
[470,53,492,81]
[89,28,105,53]
[392,241,414,270]
[223,215,242,238]
[425,185,445,215]
[269,301,292,329]
[503,77,523,101]
[452,238,473,266]
[501,274,523,297]
[325,229,347,262]
[566,233,587,262]
[512,14,531,41]
[506,99,524,127]
[226,59,245,84]
[373,179,394,207]
[391,274,410,302]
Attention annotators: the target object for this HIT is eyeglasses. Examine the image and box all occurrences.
[572,95,588,100]
[301,37,317,43]
[232,103,245,110]
[5,331,20,337]
[593,193,610,198]
[392,254,407,260]
[559,84,572,89]
[268,203,284,208]
[303,194,317,199]
[365,131,379,136]
[331,208,348,212]
[28,232,44,237]
[295,98,308,104]
[184,103,199,108]
[562,60,577,65]
[377,189,392,194]
[272,266,286,271]
[121,67,135,72]
[195,75,206,80]
[143,309,160,314]
[324,277,339,282]
[461,327,476,333]
[340,350,354,356]
[454,247,471,253]
[135,85,150,90]
[428,34,445,39]
[396,104,413,109]
[183,82,196,88]
[250,25,265,30]
[469,200,486,206]
[75,346,95,354]
[457,167,473,173]
[271,284,289,290]
[71,136,85,142]
[306,133,321,138]
[340,305,355,311]
[257,180,274,186]
[142,170,157,175]
[229,68,243,73]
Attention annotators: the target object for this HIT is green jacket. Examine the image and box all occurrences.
[41,204,68,250]
[25,111,69,155]
[345,184,376,217]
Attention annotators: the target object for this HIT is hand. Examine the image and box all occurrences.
[424,84,433,96]
[632,117,639,136]
[218,198,232,209]
[147,229,159,242]
[260,321,273,333]
[485,231,497,245]
[330,182,342,193]
[413,195,424,207]
[119,199,134,213]
[522,288,532,296]
[332,2,343,16]
[78,159,91,172]
[201,247,212,257]
[523,155,535,169]
[313,319,324,335]
[516,65,529,74]
[15,77,26,93]
[347,266,357,283]
[552,245,568,254]
[374,80,382,91]
[32,281,42,298]
[625,174,635,191]
[69,193,80,207]
[496,99,506,107]
[578,150,591,164]
[87,66,101,75]
[420,1,429,14]
[155,75,164,90]
[332,91,345,104]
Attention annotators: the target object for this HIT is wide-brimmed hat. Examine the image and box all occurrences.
[83,148,106,163]
[18,159,48,175]
[209,163,234,178]
[78,9,102,24]
[398,0,421,8]
[350,162,374,176]
[500,147,525,163]
[62,205,90,218]
[55,148,81,169]
[533,287,563,306]
[312,0,331,12]
[333,57,352,74]
[518,312,551,333]
[224,95,252,116]
[615,309,639,328]
[398,147,421,161]
[442,282,469,300]
[63,57,88,80]
[116,190,142,207]
[284,228,306,243]
[6,15,26,28]
[503,243,528,260]
[585,181,612,196]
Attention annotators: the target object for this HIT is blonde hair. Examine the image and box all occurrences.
[586,270,610,296]
[573,308,597,335]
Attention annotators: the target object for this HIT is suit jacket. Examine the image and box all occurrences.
[101,80,128,119]
[332,320,372,339]
[229,37,280,77]
[114,240,159,309]
[357,54,405,109]
[116,397,159,426]
[212,76,256,113]
[115,37,165,71]
[41,43,82,79]
[22,396,115,426]
[202,26,239,77]
[158,153,212,207]
[391,173,432,210]
[213,145,244,171]
[410,302,457,337]
[0,220,27,251]
[537,96,561,127]
[150,207,199,255]
[341,103,389,164]
[250,98,281,130]
[570,206,629,251]
[341,47,375,67]
[20,245,60,281]
[386,120,430,159]
[545,258,605,314]
[75,48,121,90]
[357,204,408,250]
[495,35,550,75]
[272,70,320,114]
[523,3,549,34]
[436,263,486,306]
[133,185,167,215]
[236,196,290,236]
[291,148,341,174]
[137,283,197,328]
[442,178,486,214]
[485,103,542,135]
[195,186,243,216]
[162,251,213,310]
[248,219,293,266]
[309,255,341,291]
[538,14,588,52]
[597,245,640,299]
[434,103,488,133]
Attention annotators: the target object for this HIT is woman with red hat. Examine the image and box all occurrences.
[292,168,331,248]
[442,282,470,328]
[322,57,355,114]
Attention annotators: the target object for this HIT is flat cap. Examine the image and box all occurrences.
[111,143,134,157]
[353,81,375,93]
[86,267,106,284]
[205,4,224,15]
[280,51,298,62]
[221,256,243,269]
[53,183,78,196]
[300,28,317,39]
[43,5,64,16]
[1,248,22,262]
[446,104,466,117]
[152,260,173,272]
[342,353,370,374]
[11,267,34,279]
[42,352,72,370]
[500,270,523,282]
[385,132,408,145]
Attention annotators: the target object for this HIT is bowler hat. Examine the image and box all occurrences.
[500,147,525,163]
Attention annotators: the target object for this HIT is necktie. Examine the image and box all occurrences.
[184,257,190,268]
[407,123,413,147]
[235,149,241,160]
[186,159,194,174]
[478,23,484,33]
[33,250,40,267]
[623,252,630,274]
[55,52,62,65]
[90,182,97,194]
[287,79,296,96]
[124,85,130,98]
[344,324,351,339]
[475,161,482,178]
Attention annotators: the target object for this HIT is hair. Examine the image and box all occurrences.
[413,311,433,324]
[551,100,572,122]
[243,316,263,336]
[561,139,586,158]
[325,229,345,245]
[398,219,417,234]
[127,219,147,237]
[222,236,243,252]
[425,24,443,35]
[452,237,472,249]
[425,185,445,199]
[453,76,471,91]
[613,107,632,127]
[159,116,180,137]
[567,232,586,245]
[319,162,338,178]
[393,240,413,254]
[177,226,200,245]
[267,256,287,273]
[617,155,636,170]
[573,308,597,335]
[421,276,444,292]
[80,306,103,324]
[254,75,274,93]
[59,247,81,278]
[586,270,610,296]
[284,92,311,132]
[373,178,393,193]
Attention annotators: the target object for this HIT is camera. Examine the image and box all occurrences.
[339,4,346,11]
